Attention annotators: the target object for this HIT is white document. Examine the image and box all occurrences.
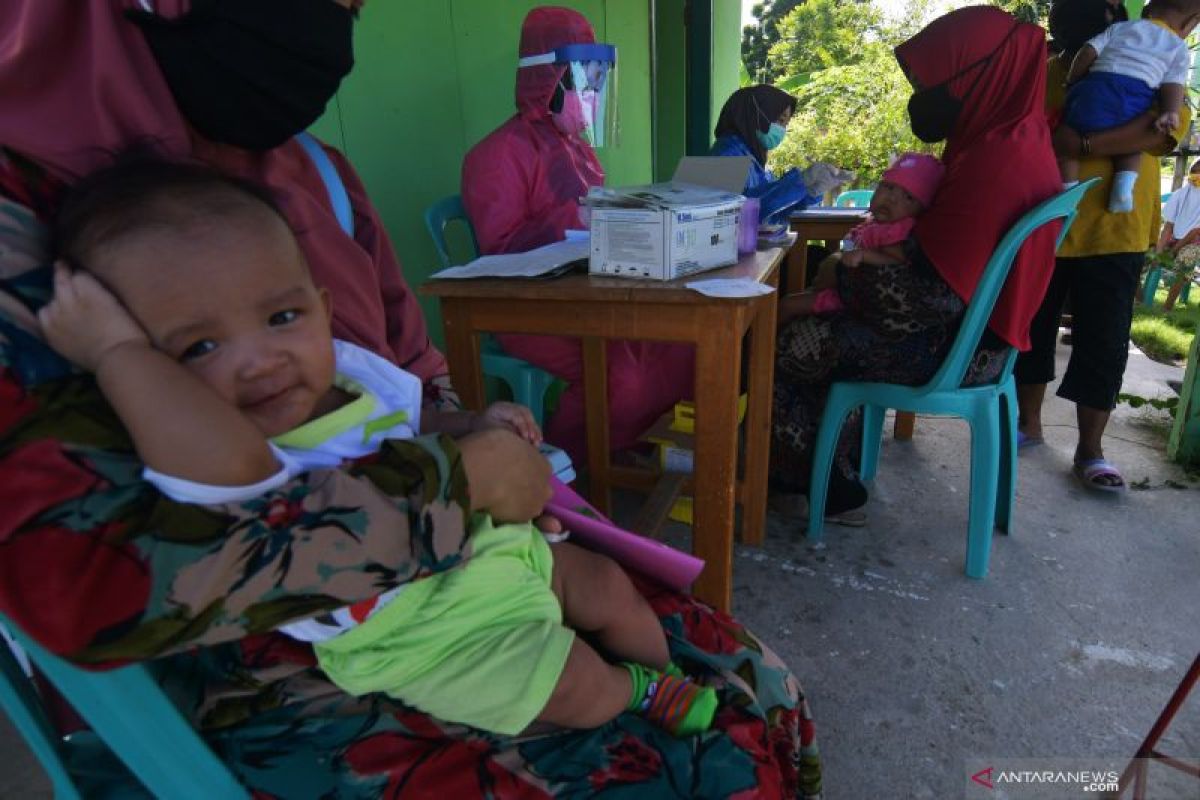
[431,238,589,279]
[684,278,776,298]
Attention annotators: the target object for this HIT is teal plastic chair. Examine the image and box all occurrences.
[423,195,559,425]
[1142,263,1194,306]
[806,179,1096,578]
[834,189,875,208]
[0,615,247,798]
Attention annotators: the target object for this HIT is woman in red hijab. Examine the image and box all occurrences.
[461,6,695,466]
[771,6,1061,521]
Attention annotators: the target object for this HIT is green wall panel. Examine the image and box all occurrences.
[710,0,742,141]
[312,1,653,347]
[655,0,688,180]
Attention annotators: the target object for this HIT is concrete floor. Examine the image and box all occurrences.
[3,342,1198,798]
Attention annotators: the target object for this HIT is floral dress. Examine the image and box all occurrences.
[771,250,1008,494]
[0,153,821,799]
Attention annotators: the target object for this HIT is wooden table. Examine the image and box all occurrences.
[785,207,916,440]
[421,246,788,612]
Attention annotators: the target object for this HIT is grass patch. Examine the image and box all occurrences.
[1130,288,1199,363]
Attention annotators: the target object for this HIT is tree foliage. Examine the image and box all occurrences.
[741,0,804,83]
[770,43,938,184]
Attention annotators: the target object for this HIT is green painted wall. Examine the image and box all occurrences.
[310,1,653,347]
[710,0,742,142]
[654,0,688,181]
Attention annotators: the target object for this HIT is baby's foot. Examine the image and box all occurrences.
[623,662,717,736]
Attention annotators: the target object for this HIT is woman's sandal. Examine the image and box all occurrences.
[1016,431,1044,450]
[1073,458,1126,493]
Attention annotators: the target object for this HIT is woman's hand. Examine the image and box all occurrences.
[38,262,149,371]
[471,401,543,445]
[840,249,863,268]
[457,428,552,523]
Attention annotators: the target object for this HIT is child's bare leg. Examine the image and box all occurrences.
[1108,152,1141,213]
[1059,156,1080,184]
[550,542,669,669]
[537,638,631,728]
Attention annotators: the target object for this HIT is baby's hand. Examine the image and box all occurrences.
[473,401,543,445]
[1155,111,1180,134]
[38,263,149,372]
[840,249,863,267]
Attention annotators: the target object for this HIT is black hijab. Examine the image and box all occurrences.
[1048,0,1124,58]
[714,84,797,165]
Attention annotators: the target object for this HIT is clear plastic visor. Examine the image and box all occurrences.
[519,43,618,148]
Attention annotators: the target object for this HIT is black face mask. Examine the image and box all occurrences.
[905,24,1018,144]
[127,0,354,151]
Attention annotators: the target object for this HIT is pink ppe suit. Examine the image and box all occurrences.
[461,6,694,464]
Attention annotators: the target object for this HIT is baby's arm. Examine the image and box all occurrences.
[423,402,542,445]
[1155,83,1184,133]
[1065,44,1098,84]
[38,265,279,487]
[842,244,907,267]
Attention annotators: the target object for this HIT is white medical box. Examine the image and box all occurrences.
[586,182,743,281]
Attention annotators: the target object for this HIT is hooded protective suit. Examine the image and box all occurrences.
[461,6,693,463]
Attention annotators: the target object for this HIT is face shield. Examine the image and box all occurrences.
[519,43,618,147]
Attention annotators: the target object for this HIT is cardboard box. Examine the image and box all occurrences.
[587,182,743,280]
[640,397,748,525]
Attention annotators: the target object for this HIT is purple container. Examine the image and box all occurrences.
[737,197,761,255]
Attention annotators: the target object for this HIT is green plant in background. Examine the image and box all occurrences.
[743,0,1048,187]
[770,43,937,184]
[1130,285,1198,362]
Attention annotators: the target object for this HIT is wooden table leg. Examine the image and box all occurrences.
[690,309,745,612]
[581,336,611,516]
[741,291,777,547]
[441,301,485,411]
[894,411,916,440]
[783,235,811,296]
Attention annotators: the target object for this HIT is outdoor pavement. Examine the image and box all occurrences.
[2,339,1198,798]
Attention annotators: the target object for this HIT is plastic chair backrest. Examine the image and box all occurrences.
[0,615,248,798]
[835,189,874,208]
[926,178,1097,393]
[424,195,481,269]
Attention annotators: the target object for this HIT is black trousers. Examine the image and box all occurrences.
[1014,252,1143,411]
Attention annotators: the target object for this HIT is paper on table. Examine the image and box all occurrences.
[685,278,776,298]
[431,238,589,279]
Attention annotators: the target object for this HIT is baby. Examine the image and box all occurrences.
[788,152,944,317]
[1059,0,1200,212]
[40,157,716,738]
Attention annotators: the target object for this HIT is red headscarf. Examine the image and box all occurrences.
[0,0,447,382]
[895,6,1060,350]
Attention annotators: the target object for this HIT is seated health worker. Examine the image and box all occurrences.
[462,6,694,465]
[710,85,850,223]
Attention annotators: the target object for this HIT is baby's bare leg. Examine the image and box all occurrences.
[1111,152,1140,173]
[536,638,631,728]
[550,542,670,669]
[1059,155,1080,183]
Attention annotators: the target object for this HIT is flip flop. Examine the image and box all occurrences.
[1017,431,1044,450]
[1073,458,1126,493]
[826,509,868,528]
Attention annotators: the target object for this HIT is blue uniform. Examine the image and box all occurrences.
[709,134,821,223]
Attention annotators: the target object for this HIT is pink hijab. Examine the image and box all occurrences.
[0,0,446,382]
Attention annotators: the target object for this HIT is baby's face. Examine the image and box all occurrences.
[870,181,923,223]
[96,210,338,438]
